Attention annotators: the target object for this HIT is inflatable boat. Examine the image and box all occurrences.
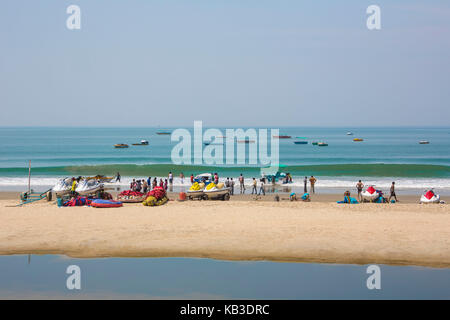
[52,178,72,196]
[361,185,379,202]
[420,189,440,204]
[91,199,123,208]
[75,180,104,195]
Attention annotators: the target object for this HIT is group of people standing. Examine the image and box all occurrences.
[303,176,317,194]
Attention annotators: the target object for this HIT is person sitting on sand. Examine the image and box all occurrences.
[309,176,317,193]
[289,192,297,201]
[302,193,311,202]
[356,180,364,202]
[389,182,398,202]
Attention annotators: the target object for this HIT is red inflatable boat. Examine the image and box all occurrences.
[91,199,123,208]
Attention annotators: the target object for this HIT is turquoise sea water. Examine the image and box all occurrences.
[0,126,449,192]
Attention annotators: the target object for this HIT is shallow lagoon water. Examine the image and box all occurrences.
[0,255,449,299]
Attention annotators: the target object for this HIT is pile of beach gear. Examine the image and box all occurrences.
[63,196,92,207]
[142,186,169,206]
[117,190,146,203]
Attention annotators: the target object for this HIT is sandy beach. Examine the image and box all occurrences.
[0,193,449,268]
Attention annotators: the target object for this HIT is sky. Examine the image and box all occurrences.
[0,0,449,127]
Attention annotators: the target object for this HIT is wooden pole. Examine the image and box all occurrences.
[28,160,31,194]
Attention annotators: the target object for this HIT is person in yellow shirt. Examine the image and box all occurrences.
[71,177,77,196]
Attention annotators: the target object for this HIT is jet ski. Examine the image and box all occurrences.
[187,182,205,199]
[361,185,379,202]
[420,189,440,204]
[75,179,104,195]
[52,178,72,196]
[203,182,230,200]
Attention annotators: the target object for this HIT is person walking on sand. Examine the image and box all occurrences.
[303,176,308,193]
[225,177,230,188]
[152,177,157,189]
[239,174,245,194]
[147,177,152,190]
[230,178,235,195]
[258,178,266,195]
[115,172,121,182]
[131,179,136,191]
[309,176,317,193]
[389,181,399,202]
[190,174,194,184]
[71,177,77,196]
[251,178,257,194]
[159,178,164,188]
[164,179,168,191]
[356,180,364,202]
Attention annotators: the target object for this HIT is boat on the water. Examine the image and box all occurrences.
[312,142,318,145]
[273,135,292,139]
[353,138,364,142]
[237,139,255,144]
[156,131,171,135]
[419,140,430,144]
[317,142,328,146]
[294,141,308,144]
[114,144,129,148]
[132,140,149,146]
[347,132,354,135]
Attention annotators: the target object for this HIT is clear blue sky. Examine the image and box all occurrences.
[1,1,449,127]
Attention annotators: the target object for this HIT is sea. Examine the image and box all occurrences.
[0,126,449,195]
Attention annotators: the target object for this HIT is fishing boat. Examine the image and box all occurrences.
[312,142,318,145]
[237,139,255,144]
[273,135,291,139]
[353,138,364,142]
[294,141,308,145]
[419,140,430,144]
[114,144,129,148]
[317,142,328,146]
[156,131,171,135]
[132,140,149,146]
